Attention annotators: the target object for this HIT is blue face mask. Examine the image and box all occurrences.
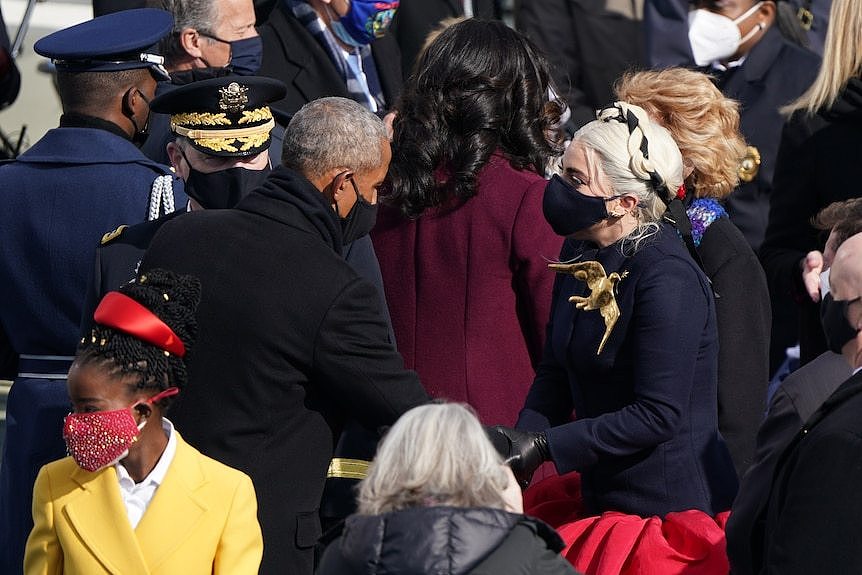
[228,35,263,75]
[329,0,399,48]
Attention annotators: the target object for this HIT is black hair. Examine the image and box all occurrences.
[77,268,201,401]
[56,68,152,115]
[387,19,565,218]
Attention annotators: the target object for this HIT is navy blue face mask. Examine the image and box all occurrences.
[542,174,622,237]
[228,36,263,76]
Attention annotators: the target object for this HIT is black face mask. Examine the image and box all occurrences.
[185,166,270,210]
[542,174,622,237]
[339,177,379,245]
[820,293,861,354]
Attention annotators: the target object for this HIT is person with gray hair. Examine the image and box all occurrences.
[138,96,430,574]
[282,96,388,180]
[318,403,579,575]
[141,0,261,164]
[491,102,738,572]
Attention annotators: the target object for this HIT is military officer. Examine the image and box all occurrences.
[80,75,286,333]
[0,9,186,573]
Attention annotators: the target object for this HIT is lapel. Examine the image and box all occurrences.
[271,4,350,102]
[135,433,209,572]
[720,25,783,99]
[64,466,151,575]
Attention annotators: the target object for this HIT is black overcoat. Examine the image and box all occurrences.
[139,167,429,574]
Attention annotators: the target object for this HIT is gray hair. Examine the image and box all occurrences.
[148,0,219,66]
[573,101,683,249]
[357,403,510,516]
[282,97,388,178]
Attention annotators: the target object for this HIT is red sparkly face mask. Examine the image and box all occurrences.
[63,387,179,472]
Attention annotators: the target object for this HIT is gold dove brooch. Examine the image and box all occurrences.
[549,261,628,355]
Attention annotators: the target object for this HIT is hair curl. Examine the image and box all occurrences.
[387,19,565,218]
[357,403,509,515]
[615,68,747,200]
[76,268,201,401]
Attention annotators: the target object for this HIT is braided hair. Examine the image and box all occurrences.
[572,102,684,249]
[77,268,201,399]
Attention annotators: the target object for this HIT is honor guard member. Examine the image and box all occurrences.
[0,9,187,574]
[81,75,286,334]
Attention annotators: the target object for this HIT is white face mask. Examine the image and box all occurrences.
[687,2,765,66]
[820,267,832,299]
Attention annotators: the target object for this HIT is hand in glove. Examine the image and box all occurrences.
[489,426,550,489]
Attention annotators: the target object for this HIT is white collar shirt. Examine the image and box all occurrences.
[115,417,177,529]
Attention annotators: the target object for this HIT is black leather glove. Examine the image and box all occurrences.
[488,426,550,489]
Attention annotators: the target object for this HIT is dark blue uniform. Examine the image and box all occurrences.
[0,127,185,573]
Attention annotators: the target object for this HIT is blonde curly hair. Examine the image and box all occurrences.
[615,68,747,200]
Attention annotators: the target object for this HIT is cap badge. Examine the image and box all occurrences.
[219,82,249,113]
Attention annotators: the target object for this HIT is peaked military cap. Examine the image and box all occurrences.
[150,75,287,157]
[34,8,172,80]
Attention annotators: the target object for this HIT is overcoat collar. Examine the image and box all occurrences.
[17,127,172,171]
[236,165,344,254]
[740,24,785,85]
[64,433,209,574]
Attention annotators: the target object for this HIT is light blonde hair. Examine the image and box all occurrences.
[357,403,509,515]
[572,102,684,246]
[615,68,747,199]
[782,0,862,116]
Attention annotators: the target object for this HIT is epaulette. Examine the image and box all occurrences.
[100,225,128,245]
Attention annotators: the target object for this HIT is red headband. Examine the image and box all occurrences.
[93,292,186,357]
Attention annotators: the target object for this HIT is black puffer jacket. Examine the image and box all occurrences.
[317,506,579,575]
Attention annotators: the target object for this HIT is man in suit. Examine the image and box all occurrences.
[80,75,285,334]
[755,231,862,573]
[258,0,400,120]
[142,0,262,164]
[139,96,429,574]
[0,10,186,573]
[727,207,862,574]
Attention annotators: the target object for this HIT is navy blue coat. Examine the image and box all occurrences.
[518,224,738,517]
[0,127,185,356]
[0,126,184,575]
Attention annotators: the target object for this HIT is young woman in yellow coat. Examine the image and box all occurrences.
[24,269,263,575]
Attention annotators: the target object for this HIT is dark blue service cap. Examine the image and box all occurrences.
[34,8,173,80]
[152,75,287,157]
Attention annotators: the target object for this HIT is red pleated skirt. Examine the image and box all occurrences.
[524,472,731,575]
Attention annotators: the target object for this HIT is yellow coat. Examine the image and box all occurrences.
[24,431,263,575]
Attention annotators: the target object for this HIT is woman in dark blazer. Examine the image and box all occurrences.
[372,19,564,427]
[493,102,738,573]
[760,0,862,366]
[618,68,772,478]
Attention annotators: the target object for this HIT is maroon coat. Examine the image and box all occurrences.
[373,153,562,426]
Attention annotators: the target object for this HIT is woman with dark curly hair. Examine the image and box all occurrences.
[372,18,565,426]
[23,269,262,574]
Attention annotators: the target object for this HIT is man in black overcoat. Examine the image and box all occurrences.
[139,96,430,574]
[755,231,862,573]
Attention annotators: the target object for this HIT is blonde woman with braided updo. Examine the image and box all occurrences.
[616,68,771,479]
[490,102,738,574]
